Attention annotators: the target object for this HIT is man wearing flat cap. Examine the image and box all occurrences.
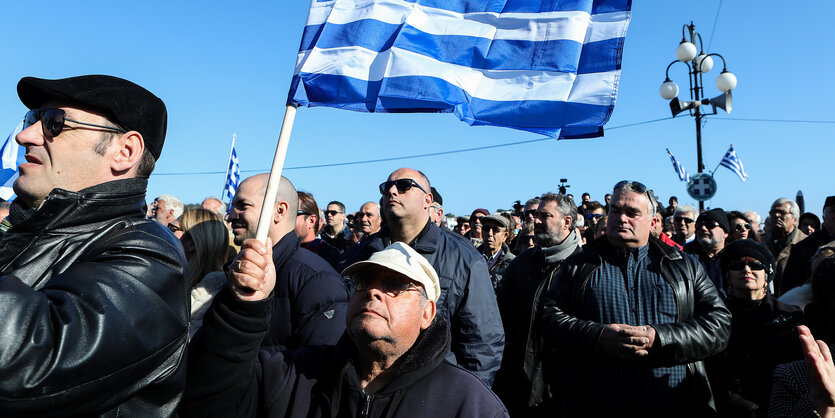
[181,241,508,417]
[0,75,188,417]
[684,208,730,294]
[477,213,516,292]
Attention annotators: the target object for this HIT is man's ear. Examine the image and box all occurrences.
[110,131,144,174]
[420,300,436,330]
[424,192,433,208]
[274,201,289,224]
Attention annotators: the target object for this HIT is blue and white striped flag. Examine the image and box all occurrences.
[288,0,632,139]
[719,144,748,182]
[223,145,240,203]
[1,122,25,201]
[666,148,690,183]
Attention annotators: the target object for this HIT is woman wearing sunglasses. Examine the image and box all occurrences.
[707,240,804,416]
[727,210,762,243]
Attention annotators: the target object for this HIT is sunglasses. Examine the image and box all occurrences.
[379,178,427,195]
[24,108,127,138]
[297,210,312,217]
[167,223,183,233]
[696,219,719,229]
[352,276,427,298]
[324,210,343,216]
[674,216,695,224]
[524,210,537,217]
[614,180,656,205]
[733,223,752,233]
[586,213,604,220]
[728,259,767,271]
[482,225,507,233]
[520,235,536,243]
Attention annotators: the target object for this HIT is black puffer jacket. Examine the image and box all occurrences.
[181,290,508,417]
[538,236,732,416]
[0,178,190,417]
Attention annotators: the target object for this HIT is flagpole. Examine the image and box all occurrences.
[255,105,298,244]
[711,144,731,175]
[222,133,237,201]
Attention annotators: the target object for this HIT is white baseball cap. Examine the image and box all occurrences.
[342,242,441,302]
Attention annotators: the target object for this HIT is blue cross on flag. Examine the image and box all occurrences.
[223,145,240,203]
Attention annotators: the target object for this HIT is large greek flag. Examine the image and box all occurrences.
[288,0,632,139]
[1,122,25,201]
[719,144,748,182]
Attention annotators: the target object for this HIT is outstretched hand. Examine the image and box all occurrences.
[799,325,835,417]
[228,238,275,301]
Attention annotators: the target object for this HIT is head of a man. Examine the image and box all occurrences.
[673,204,698,240]
[455,216,470,236]
[429,187,444,227]
[798,213,821,237]
[228,173,298,245]
[380,168,432,227]
[585,201,605,228]
[769,198,800,236]
[13,75,165,208]
[695,208,730,256]
[482,214,511,256]
[201,196,226,217]
[153,194,183,227]
[324,201,346,232]
[469,208,489,238]
[534,193,576,247]
[294,191,320,244]
[823,197,835,237]
[359,201,383,235]
[523,198,540,226]
[343,242,439,365]
[581,193,591,204]
[606,181,657,249]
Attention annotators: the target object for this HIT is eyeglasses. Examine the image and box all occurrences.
[167,223,183,233]
[614,180,656,203]
[324,210,343,216]
[520,235,536,243]
[378,178,427,195]
[733,223,752,233]
[696,219,719,229]
[352,276,427,298]
[586,213,604,220]
[728,259,767,271]
[674,216,695,224]
[24,108,127,138]
[297,210,312,217]
[524,210,537,218]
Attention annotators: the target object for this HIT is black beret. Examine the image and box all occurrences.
[17,75,167,160]
[721,240,776,280]
[697,208,730,233]
[430,186,443,206]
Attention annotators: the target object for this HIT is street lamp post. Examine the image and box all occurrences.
[660,22,737,210]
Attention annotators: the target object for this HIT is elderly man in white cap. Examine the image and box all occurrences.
[181,241,508,417]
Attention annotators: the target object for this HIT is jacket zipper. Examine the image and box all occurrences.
[360,391,372,418]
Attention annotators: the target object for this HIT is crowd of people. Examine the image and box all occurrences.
[1,74,834,418]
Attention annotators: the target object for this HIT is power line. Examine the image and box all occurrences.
[707,0,723,51]
[150,115,833,176]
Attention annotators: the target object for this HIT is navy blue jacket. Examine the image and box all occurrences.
[340,221,505,385]
[261,232,349,349]
[181,290,508,418]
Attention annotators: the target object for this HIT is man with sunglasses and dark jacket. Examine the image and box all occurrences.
[538,180,731,417]
[181,241,508,417]
[0,75,189,417]
[683,208,731,294]
[340,167,505,386]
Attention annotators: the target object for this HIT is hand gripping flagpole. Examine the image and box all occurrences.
[254,105,298,244]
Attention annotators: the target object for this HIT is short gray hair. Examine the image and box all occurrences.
[675,204,698,220]
[158,194,184,219]
[772,198,800,219]
[612,181,656,218]
[539,192,578,228]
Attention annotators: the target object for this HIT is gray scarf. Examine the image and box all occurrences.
[540,230,581,264]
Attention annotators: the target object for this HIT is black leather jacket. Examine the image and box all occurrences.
[0,178,190,417]
[538,236,732,415]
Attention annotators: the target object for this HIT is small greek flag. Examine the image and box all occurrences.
[719,144,748,182]
[666,148,690,183]
[1,122,25,201]
[288,0,633,139]
[223,145,240,203]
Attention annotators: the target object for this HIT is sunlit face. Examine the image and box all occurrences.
[727,257,768,299]
[606,190,655,249]
[325,204,346,229]
[770,203,796,235]
[524,203,539,226]
[696,218,728,252]
[14,105,115,208]
[381,168,431,224]
[482,221,508,255]
[535,200,570,247]
[731,218,751,241]
[674,212,696,238]
[359,202,382,234]
[469,213,485,238]
[227,177,265,245]
[346,269,434,357]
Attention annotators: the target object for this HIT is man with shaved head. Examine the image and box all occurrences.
[341,167,505,385]
[227,173,349,349]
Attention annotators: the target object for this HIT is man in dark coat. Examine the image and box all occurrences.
[228,174,349,349]
[340,168,504,385]
[0,75,189,417]
[538,180,731,416]
[684,208,730,294]
[477,214,516,292]
[781,196,835,295]
[493,192,581,417]
[181,241,508,417]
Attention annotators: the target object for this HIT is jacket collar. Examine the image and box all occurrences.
[271,231,300,269]
[368,220,438,255]
[583,235,683,262]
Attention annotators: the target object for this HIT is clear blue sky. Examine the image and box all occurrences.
[1,1,832,220]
